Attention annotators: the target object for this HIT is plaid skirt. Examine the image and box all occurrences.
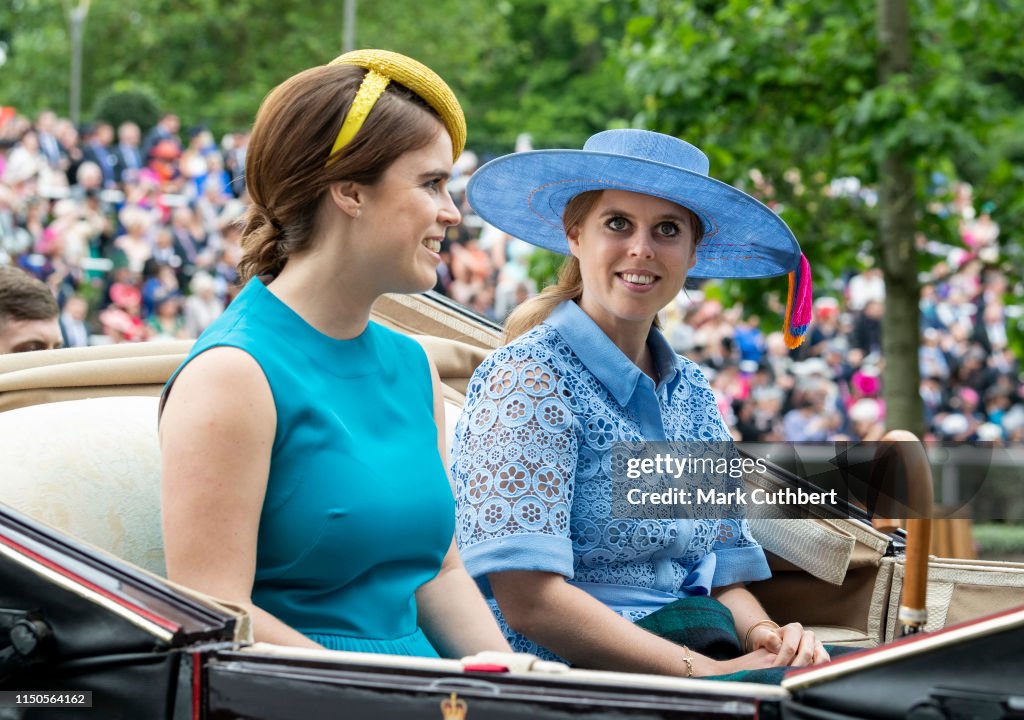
[634,596,858,684]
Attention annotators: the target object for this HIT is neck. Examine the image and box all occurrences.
[266,234,379,340]
[576,298,657,380]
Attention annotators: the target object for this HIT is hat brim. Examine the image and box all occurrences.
[466,149,800,279]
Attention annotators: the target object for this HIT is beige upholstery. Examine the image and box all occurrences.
[0,396,166,575]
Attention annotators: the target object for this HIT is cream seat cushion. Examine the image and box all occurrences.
[0,392,465,581]
[0,396,166,575]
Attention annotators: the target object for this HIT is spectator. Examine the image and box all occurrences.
[59,294,90,348]
[182,270,223,337]
[0,265,62,353]
[142,113,181,162]
[114,121,144,184]
[81,122,118,188]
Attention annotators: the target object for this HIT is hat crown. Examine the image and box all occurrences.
[583,129,710,177]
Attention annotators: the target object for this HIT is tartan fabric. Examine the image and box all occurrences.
[634,596,858,684]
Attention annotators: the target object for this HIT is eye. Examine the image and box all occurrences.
[656,221,680,237]
[424,176,444,192]
[606,216,630,232]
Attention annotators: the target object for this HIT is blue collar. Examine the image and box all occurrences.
[545,300,682,406]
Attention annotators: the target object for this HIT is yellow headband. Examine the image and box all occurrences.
[327,49,467,163]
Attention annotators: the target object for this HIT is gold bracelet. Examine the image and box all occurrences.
[681,644,694,678]
[743,619,781,653]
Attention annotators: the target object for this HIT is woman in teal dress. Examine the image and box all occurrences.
[159,50,510,658]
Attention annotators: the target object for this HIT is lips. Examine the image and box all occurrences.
[617,271,659,286]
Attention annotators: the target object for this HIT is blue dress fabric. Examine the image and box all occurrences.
[165,277,452,657]
[450,300,771,659]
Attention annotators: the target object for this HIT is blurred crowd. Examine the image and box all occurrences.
[0,109,246,344]
[1,112,1020,443]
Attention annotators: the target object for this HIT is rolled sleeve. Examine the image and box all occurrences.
[461,534,576,597]
[711,544,772,587]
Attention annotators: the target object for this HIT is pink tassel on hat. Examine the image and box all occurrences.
[783,254,812,349]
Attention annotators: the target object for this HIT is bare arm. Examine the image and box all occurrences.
[490,571,777,677]
[160,346,319,649]
[416,357,511,657]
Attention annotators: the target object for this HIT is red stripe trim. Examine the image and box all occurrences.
[0,532,180,634]
[785,603,1024,678]
[192,650,203,720]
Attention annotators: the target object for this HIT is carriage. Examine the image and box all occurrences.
[1,292,1022,719]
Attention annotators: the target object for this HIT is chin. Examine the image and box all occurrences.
[401,269,438,295]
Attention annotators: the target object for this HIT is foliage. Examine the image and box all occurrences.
[974,523,1024,559]
[619,0,1022,308]
[526,248,567,292]
[90,83,160,131]
[0,0,637,152]
[617,0,1023,433]
[1,0,1020,345]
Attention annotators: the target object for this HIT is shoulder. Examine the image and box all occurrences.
[160,346,275,445]
[478,324,566,377]
[377,323,433,378]
[165,346,270,408]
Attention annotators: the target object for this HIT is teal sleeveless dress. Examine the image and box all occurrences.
[164,277,453,657]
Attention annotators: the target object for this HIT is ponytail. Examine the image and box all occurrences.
[503,256,583,341]
[237,204,289,282]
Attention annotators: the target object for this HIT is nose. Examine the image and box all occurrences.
[439,190,462,227]
[628,230,655,259]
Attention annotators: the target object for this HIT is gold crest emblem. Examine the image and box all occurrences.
[440,691,468,720]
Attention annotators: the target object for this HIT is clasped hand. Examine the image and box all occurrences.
[748,622,830,667]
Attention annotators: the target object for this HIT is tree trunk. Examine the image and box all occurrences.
[877,0,924,437]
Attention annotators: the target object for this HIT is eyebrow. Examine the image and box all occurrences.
[600,207,689,222]
[418,170,451,180]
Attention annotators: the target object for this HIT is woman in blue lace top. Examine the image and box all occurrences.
[450,129,825,678]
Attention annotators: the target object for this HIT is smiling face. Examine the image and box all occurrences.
[351,123,461,294]
[567,190,698,337]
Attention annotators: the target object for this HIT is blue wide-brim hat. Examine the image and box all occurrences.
[467,129,812,346]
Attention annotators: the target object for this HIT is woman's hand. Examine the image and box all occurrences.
[710,648,779,676]
[749,622,830,666]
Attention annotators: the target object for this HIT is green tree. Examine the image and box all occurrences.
[91,83,160,130]
[620,0,1024,434]
[0,0,635,148]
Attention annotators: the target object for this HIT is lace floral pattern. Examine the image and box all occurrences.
[451,317,767,648]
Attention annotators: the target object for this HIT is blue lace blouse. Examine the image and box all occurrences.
[450,300,771,657]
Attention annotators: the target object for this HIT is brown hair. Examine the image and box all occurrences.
[503,190,703,341]
[0,266,59,330]
[237,64,445,282]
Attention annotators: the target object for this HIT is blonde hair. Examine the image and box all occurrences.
[502,190,702,341]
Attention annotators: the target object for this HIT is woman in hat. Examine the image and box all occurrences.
[160,50,509,658]
[450,129,823,678]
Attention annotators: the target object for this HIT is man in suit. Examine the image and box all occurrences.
[113,121,144,185]
[81,122,119,189]
[59,294,90,348]
[34,110,64,169]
